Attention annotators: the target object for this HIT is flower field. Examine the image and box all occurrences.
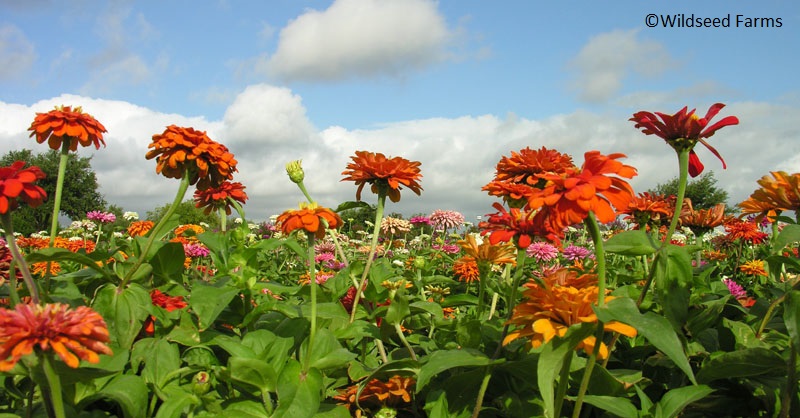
[2,104,800,418]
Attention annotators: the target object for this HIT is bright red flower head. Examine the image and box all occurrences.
[480,202,558,248]
[0,161,47,214]
[630,103,738,177]
[0,303,112,371]
[193,181,249,215]
[277,202,342,239]
[145,125,238,190]
[28,105,107,151]
[341,151,423,203]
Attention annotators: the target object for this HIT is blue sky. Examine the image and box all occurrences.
[1,0,799,223]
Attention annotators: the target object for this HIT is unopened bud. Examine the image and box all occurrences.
[286,160,305,184]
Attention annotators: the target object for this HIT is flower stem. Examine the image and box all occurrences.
[663,148,690,248]
[1,213,40,304]
[219,207,227,232]
[41,353,66,418]
[121,172,190,287]
[585,212,607,306]
[571,325,605,418]
[303,234,317,372]
[48,142,71,247]
[471,366,494,418]
[394,323,417,361]
[349,194,386,323]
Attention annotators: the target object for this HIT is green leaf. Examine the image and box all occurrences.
[655,385,714,418]
[189,278,240,330]
[783,290,800,348]
[774,224,800,251]
[581,395,638,418]
[653,245,691,330]
[416,348,497,392]
[335,201,371,213]
[306,329,357,371]
[538,323,595,418]
[216,400,269,418]
[604,230,657,256]
[77,375,149,418]
[153,388,198,418]
[26,247,112,279]
[696,347,786,383]
[132,338,181,388]
[595,297,697,384]
[385,287,411,325]
[150,242,186,283]
[272,360,322,418]
[92,283,151,349]
[228,357,278,393]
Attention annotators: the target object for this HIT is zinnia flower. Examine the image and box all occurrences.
[680,201,729,236]
[503,269,636,359]
[408,216,431,226]
[341,151,422,203]
[28,105,107,151]
[724,218,768,245]
[334,375,415,418]
[562,245,593,261]
[526,241,559,262]
[738,171,800,222]
[480,203,556,248]
[483,146,576,204]
[0,303,112,371]
[277,202,342,239]
[630,103,739,177]
[0,161,47,214]
[429,209,465,231]
[145,125,238,190]
[453,256,480,283]
[86,211,116,223]
[722,278,747,299]
[620,192,673,230]
[127,220,155,237]
[739,260,767,277]
[457,233,517,266]
[193,181,249,215]
[143,289,188,335]
[380,217,412,235]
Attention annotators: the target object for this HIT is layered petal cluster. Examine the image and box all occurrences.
[479,202,557,248]
[453,256,480,283]
[341,151,422,203]
[28,105,107,151]
[127,220,155,237]
[724,218,768,245]
[277,202,342,239]
[680,201,730,235]
[738,171,800,222]
[457,233,517,266]
[503,269,636,359]
[146,125,238,190]
[143,289,188,335]
[0,303,112,371]
[483,147,575,205]
[620,192,673,230]
[0,161,47,214]
[193,181,249,215]
[429,209,465,230]
[630,103,738,177]
[380,216,412,235]
[739,260,767,277]
[334,375,415,418]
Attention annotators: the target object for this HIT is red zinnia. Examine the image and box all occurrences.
[480,202,558,248]
[630,103,738,177]
[28,105,107,151]
[194,181,249,215]
[0,161,47,214]
[341,151,423,203]
[143,289,188,335]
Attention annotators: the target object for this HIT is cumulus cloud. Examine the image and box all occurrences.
[1,88,797,224]
[569,29,677,103]
[262,0,453,81]
[0,24,37,80]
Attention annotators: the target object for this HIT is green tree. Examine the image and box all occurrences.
[649,171,730,211]
[1,149,107,235]
[146,200,220,229]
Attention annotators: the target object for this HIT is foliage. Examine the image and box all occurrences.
[649,171,729,211]
[146,199,221,229]
[0,149,106,234]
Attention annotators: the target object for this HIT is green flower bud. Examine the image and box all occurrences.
[192,371,210,395]
[286,160,305,184]
[413,257,426,269]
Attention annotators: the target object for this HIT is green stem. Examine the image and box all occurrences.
[1,213,40,304]
[471,366,493,418]
[553,352,574,418]
[121,172,191,287]
[394,323,417,361]
[48,142,71,246]
[571,325,605,418]
[663,148,690,248]
[584,212,607,306]
[303,234,317,372]
[219,207,227,232]
[297,181,315,205]
[780,342,797,418]
[349,193,386,323]
[41,353,66,418]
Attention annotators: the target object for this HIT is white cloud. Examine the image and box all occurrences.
[1,89,797,224]
[0,24,37,80]
[569,29,677,103]
[263,0,453,81]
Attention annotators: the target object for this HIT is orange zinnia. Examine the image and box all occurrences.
[127,220,155,237]
[277,202,342,239]
[143,289,188,335]
[457,233,517,266]
[194,181,249,215]
[341,151,422,203]
[503,268,636,359]
[484,147,576,205]
[145,125,238,190]
[453,256,480,283]
[0,161,47,214]
[630,103,738,177]
[527,151,636,237]
[680,201,730,235]
[620,192,673,230]
[738,171,800,222]
[334,375,415,418]
[724,218,768,245]
[0,303,112,371]
[739,260,768,277]
[28,105,107,151]
[480,202,558,248]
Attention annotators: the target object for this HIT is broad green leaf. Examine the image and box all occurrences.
[581,395,638,418]
[774,224,800,251]
[385,287,411,325]
[272,360,322,418]
[783,290,800,348]
[335,200,371,213]
[153,388,198,418]
[410,300,445,321]
[333,319,380,343]
[189,278,239,330]
[653,245,691,330]
[77,375,148,418]
[92,283,150,349]
[132,338,181,388]
[686,296,728,336]
[228,357,278,393]
[416,348,498,392]
[655,385,714,418]
[595,297,697,384]
[604,230,657,256]
[538,323,595,418]
[217,400,269,417]
[207,334,257,358]
[313,403,351,418]
[150,242,186,283]
[306,328,357,371]
[696,347,786,383]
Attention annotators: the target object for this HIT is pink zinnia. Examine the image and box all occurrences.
[429,210,465,230]
[722,278,747,299]
[562,245,593,261]
[86,211,116,223]
[183,243,210,258]
[409,216,432,226]
[526,241,559,262]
